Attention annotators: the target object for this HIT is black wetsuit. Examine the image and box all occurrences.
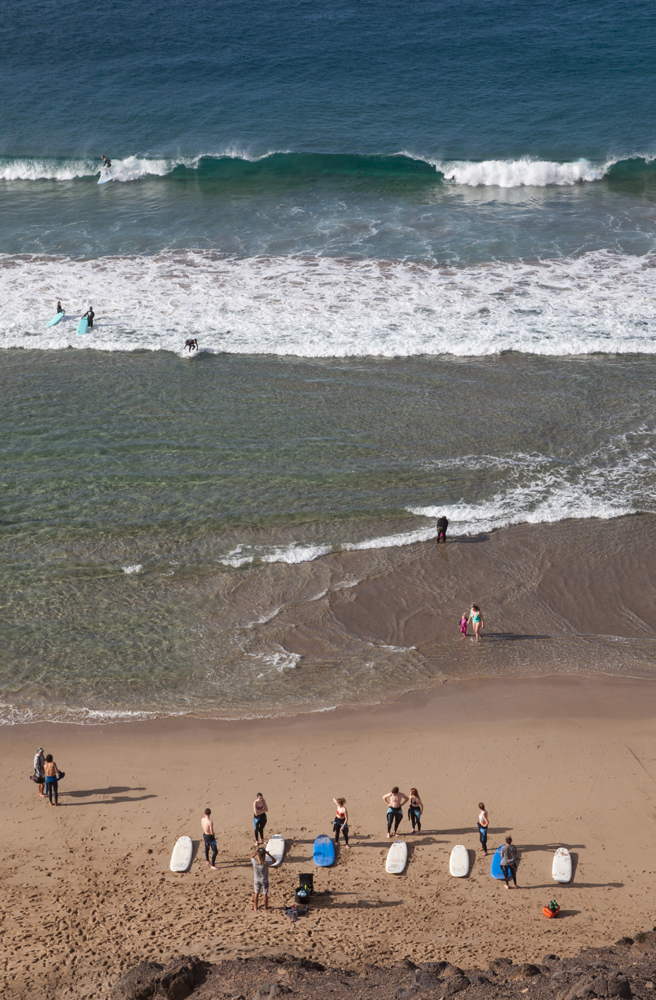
[436,516,449,543]
[86,309,94,328]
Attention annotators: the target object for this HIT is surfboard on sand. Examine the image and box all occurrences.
[76,316,88,336]
[552,847,572,883]
[266,834,285,867]
[170,836,193,872]
[490,846,505,879]
[449,844,469,877]
[386,839,408,874]
[313,834,335,867]
[46,311,65,327]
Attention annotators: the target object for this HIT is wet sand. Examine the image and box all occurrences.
[2,673,656,998]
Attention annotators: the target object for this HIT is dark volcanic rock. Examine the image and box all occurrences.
[607,973,632,998]
[158,956,207,1000]
[489,957,513,975]
[631,931,656,957]
[507,963,541,981]
[443,976,470,996]
[110,961,164,1000]
[109,925,656,1000]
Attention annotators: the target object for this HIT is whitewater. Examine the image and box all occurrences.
[0,151,651,186]
[2,249,656,357]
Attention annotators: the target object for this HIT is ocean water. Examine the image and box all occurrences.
[2,0,656,722]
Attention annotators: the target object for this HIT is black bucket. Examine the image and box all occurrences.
[295,887,310,905]
[299,872,314,893]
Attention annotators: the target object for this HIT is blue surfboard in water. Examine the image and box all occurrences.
[46,311,65,327]
[490,845,504,879]
[313,834,335,867]
[76,317,89,336]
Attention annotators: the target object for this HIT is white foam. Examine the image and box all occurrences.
[3,249,656,358]
[122,564,142,574]
[216,434,655,568]
[431,156,612,188]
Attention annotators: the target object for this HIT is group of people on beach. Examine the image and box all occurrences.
[32,747,64,805]
[201,788,518,911]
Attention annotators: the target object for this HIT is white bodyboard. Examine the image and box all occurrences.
[386,839,408,874]
[266,834,285,867]
[449,844,469,877]
[552,847,572,883]
[170,836,193,872]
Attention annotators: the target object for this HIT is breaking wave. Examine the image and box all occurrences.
[1,150,655,188]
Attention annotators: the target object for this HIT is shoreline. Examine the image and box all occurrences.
[2,673,656,998]
[3,511,656,728]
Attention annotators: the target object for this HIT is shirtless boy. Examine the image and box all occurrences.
[201,807,218,869]
[383,786,409,838]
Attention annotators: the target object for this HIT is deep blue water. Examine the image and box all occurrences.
[3,0,655,158]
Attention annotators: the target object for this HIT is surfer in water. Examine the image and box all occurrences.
[85,307,95,328]
[383,786,409,838]
[184,338,198,352]
[56,301,64,314]
[436,514,448,543]
[101,155,112,170]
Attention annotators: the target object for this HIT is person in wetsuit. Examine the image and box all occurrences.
[436,515,449,543]
[85,307,95,328]
[57,301,64,314]
[101,155,112,170]
[184,338,198,352]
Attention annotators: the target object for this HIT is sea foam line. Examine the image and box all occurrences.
[2,248,656,358]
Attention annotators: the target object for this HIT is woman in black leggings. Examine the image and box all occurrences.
[333,797,350,849]
[253,792,268,845]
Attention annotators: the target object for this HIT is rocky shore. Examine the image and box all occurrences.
[111,929,656,1000]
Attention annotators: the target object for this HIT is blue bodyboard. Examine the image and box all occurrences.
[76,317,89,336]
[490,845,504,879]
[313,834,335,867]
[46,311,65,327]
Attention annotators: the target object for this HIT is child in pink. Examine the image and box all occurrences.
[459,612,469,637]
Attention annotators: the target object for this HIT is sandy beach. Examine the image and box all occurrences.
[2,674,656,999]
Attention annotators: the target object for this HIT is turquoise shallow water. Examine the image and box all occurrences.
[1,351,655,722]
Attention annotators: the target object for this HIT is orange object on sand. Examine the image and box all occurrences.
[543,905,560,918]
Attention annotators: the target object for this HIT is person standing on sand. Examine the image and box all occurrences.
[383,786,409,838]
[500,835,519,889]
[333,797,350,849]
[436,515,449,543]
[253,792,268,846]
[202,808,218,869]
[44,754,60,806]
[251,845,275,911]
[408,788,423,833]
[470,604,484,642]
[33,747,46,798]
[477,801,489,854]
